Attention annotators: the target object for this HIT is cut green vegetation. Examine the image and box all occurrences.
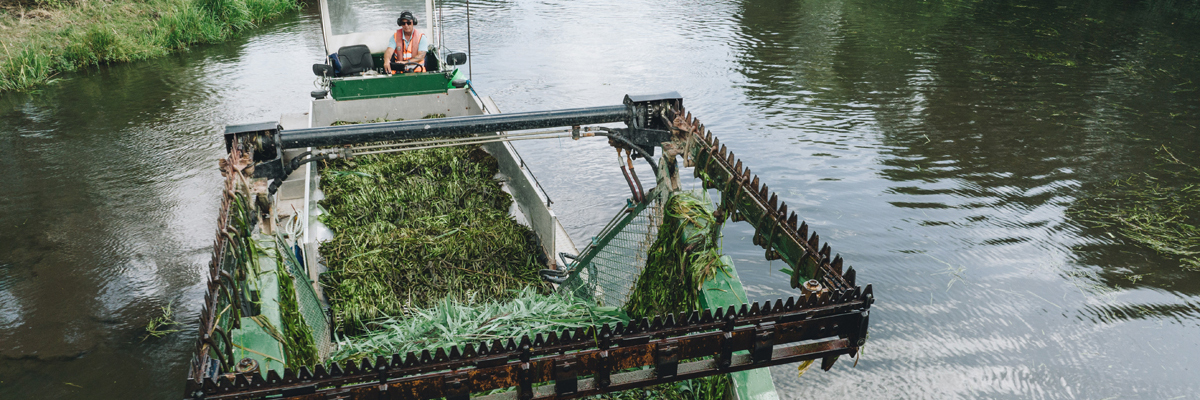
[612,191,732,400]
[331,287,627,363]
[624,192,725,320]
[0,0,302,92]
[318,145,546,334]
[276,250,318,369]
[1071,145,1200,270]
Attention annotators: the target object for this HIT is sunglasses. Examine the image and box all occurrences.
[400,20,413,25]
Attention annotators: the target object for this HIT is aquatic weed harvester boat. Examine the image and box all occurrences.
[185,1,873,398]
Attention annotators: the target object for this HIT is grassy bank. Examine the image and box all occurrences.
[0,0,301,92]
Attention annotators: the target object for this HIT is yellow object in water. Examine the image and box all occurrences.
[796,359,815,378]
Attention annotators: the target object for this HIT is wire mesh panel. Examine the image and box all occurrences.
[563,189,664,308]
[276,237,336,362]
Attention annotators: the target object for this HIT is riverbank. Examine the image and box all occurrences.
[0,0,301,92]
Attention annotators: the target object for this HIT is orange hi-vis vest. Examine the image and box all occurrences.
[392,29,425,73]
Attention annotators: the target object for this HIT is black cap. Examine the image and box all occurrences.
[398,11,417,26]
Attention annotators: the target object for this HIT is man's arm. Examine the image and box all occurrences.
[383,47,395,74]
[411,35,429,64]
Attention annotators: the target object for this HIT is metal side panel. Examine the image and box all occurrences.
[479,96,578,266]
[309,88,481,127]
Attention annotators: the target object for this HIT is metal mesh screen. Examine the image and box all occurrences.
[563,189,664,308]
[276,237,336,362]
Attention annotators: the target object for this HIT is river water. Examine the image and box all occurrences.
[2,0,1199,398]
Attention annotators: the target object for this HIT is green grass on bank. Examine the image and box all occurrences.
[0,0,301,92]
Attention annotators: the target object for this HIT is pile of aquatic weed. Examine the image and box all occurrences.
[317,145,545,334]
[624,191,725,320]
[330,288,627,363]
[611,191,731,400]
[1071,145,1200,271]
[276,249,318,369]
[0,0,300,91]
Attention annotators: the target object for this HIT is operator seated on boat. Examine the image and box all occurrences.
[384,11,428,75]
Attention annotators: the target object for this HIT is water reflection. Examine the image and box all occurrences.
[0,0,1198,398]
[730,0,1200,397]
[0,11,323,399]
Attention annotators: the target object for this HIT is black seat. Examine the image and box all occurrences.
[336,45,374,76]
[424,51,439,73]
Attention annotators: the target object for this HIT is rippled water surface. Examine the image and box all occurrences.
[2,0,1199,398]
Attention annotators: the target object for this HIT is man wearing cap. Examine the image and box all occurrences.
[384,11,428,74]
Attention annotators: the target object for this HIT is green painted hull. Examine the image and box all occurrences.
[330,68,463,101]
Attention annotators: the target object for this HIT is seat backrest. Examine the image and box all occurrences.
[336,45,374,76]
[424,51,439,73]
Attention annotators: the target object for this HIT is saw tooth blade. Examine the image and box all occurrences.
[820,243,832,258]
[751,175,760,191]
[808,232,820,249]
[769,193,778,211]
[734,159,743,175]
[798,221,808,239]
[778,202,788,218]
[533,333,546,347]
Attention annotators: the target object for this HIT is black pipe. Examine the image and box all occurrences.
[280,104,630,148]
[599,133,659,175]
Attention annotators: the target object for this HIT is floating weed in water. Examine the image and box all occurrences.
[1070,145,1200,271]
[143,301,181,341]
